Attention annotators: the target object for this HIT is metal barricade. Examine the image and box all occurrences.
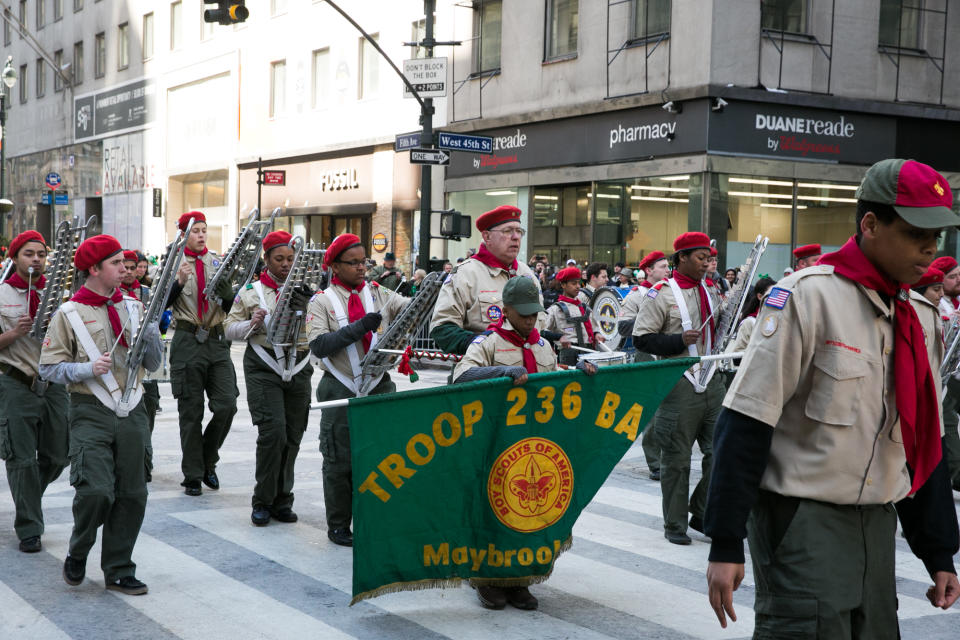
[144,337,173,383]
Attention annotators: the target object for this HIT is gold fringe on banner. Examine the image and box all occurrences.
[349,536,574,606]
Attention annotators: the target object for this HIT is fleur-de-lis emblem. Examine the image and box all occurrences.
[934,182,945,197]
[509,456,556,514]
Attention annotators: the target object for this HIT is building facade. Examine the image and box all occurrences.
[440,0,960,275]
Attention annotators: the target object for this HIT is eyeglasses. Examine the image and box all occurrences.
[489,227,526,237]
[336,259,366,267]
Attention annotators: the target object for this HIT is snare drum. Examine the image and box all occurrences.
[577,351,628,368]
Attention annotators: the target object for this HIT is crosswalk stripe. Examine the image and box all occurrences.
[0,579,73,639]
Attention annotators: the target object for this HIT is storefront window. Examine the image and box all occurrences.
[532,184,591,266]
[446,188,520,261]
[622,174,700,268]
[795,179,858,254]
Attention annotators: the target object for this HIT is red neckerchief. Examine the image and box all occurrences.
[70,286,128,348]
[672,271,715,342]
[639,280,653,289]
[184,247,209,318]
[747,309,759,319]
[120,281,140,300]
[819,236,940,495]
[472,243,518,276]
[488,316,541,374]
[331,275,372,353]
[258,271,282,293]
[6,272,47,319]
[952,296,959,310]
[557,294,595,340]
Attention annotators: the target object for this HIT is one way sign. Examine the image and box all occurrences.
[409,148,450,165]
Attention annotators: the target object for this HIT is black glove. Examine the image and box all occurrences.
[361,312,382,332]
[289,285,313,312]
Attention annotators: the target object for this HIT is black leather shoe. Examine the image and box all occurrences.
[475,585,507,609]
[106,576,148,595]
[665,531,692,545]
[327,527,353,546]
[649,469,661,481]
[271,508,298,523]
[504,586,539,610]
[182,480,202,496]
[689,516,705,535]
[63,555,86,586]
[19,536,41,553]
[202,470,220,491]
[251,506,271,526]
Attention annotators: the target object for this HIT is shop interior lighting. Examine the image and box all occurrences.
[533,195,559,200]
[631,196,690,203]
[727,191,793,200]
[797,195,858,203]
[631,185,690,193]
[657,175,690,181]
[586,193,621,199]
[797,182,859,191]
[485,190,516,196]
[728,177,794,187]
[761,203,807,209]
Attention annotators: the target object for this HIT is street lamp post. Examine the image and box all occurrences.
[0,56,17,237]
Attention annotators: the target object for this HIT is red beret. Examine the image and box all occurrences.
[75,235,123,271]
[9,230,46,258]
[178,211,206,231]
[792,244,822,260]
[709,246,718,257]
[931,256,959,275]
[476,205,521,232]
[323,233,363,268]
[556,266,582,282]
[637,251,666,272]
[914,267,944,289]
[262,230,293,253]
[122,250,139,262]
[673,232,711,253]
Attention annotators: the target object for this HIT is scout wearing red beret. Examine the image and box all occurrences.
[74,235,123,271]
[792,244,822,261]
[178,211,206,231]
[913,267,944,290]
[262,230,293,253]
[122,250,139,263]
[673,232,711,253]
[555,266,582,283]
[476,205,521,232]
[638,251,666,272]
[8,230,46,258]
[322,233,363,269]
[931,256,958,275]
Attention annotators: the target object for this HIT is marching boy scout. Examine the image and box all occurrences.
[930,254,960,491]
[544,266,604,365]
[431,206,542,354]
[39,235,163,595]
[633,232,724,545]
[224,231,313,526]
[165,211,238,496]
[121,250,160,434]
[453,276,596,611]
[0,230,68,553]
[307,233,407,546]
[705,159,960,638]
[792,243,822,271]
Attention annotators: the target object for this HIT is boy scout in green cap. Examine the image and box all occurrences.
[705,159,960,638]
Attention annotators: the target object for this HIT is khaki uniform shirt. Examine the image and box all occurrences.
[453,321,558,379]
[577,286,594,307]
[619,285,651,322]
[39,296,146,396]
[724,265,944,505]
[633,279,723,358]
[724,315,757,354]
[224,280,309,350]
[544,300,592,345]
[306,281,407,380]
[430,258,542,333]
[171,251,226,327]
[0,282,42,376]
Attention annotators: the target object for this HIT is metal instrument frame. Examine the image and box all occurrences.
[204,207,280,306]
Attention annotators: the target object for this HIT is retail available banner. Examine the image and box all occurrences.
[347,358,695,604]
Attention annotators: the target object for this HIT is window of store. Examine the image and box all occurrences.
[473,0,501,73]
[183,176,227,250]
[311,47,330,109]
[118,22,129,70]
[795,179,858,255]
[879,0,921,50]
[270,59,286,118]
[532,183,591,264]
[446,188,519,261]
[760,0,806,34]
[632,0,670,42]
[95,32,105,78]
[142,12,154,60]
[358,33,379,99]
[545,0,578,60]
[73,41,83,84]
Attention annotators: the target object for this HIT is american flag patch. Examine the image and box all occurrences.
[765,287,791,309]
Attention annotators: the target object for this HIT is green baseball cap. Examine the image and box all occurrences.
[856,158,960,228]
[502,276,544,315]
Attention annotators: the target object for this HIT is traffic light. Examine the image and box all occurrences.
[203,1,248,25]
[438,209,471,240]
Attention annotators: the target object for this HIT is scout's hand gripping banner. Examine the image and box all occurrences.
[348,358,695,604]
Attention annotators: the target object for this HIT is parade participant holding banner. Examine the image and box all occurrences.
[165,211,238,496]
[705,159,960,637]
[225,230,314,527]
[40,234,163,596]
[122,250,160,434]
[633,232,723,545]
[307,233,408,546]
[0,230,69,554]
[430,206,542,355]
[544,267,604,366]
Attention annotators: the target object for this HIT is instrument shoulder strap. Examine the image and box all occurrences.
[59,301,128,410]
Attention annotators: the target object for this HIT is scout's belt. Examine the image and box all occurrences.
[176,320,225,343]
[1,364,49,396]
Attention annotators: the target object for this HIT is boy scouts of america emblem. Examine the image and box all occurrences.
[487,437,573,533]
[487,305,502,321]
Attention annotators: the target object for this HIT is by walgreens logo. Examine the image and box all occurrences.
[755,112,855,156]
[473,129,527,169]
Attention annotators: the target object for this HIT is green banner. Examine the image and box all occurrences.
[348,358,696,604]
